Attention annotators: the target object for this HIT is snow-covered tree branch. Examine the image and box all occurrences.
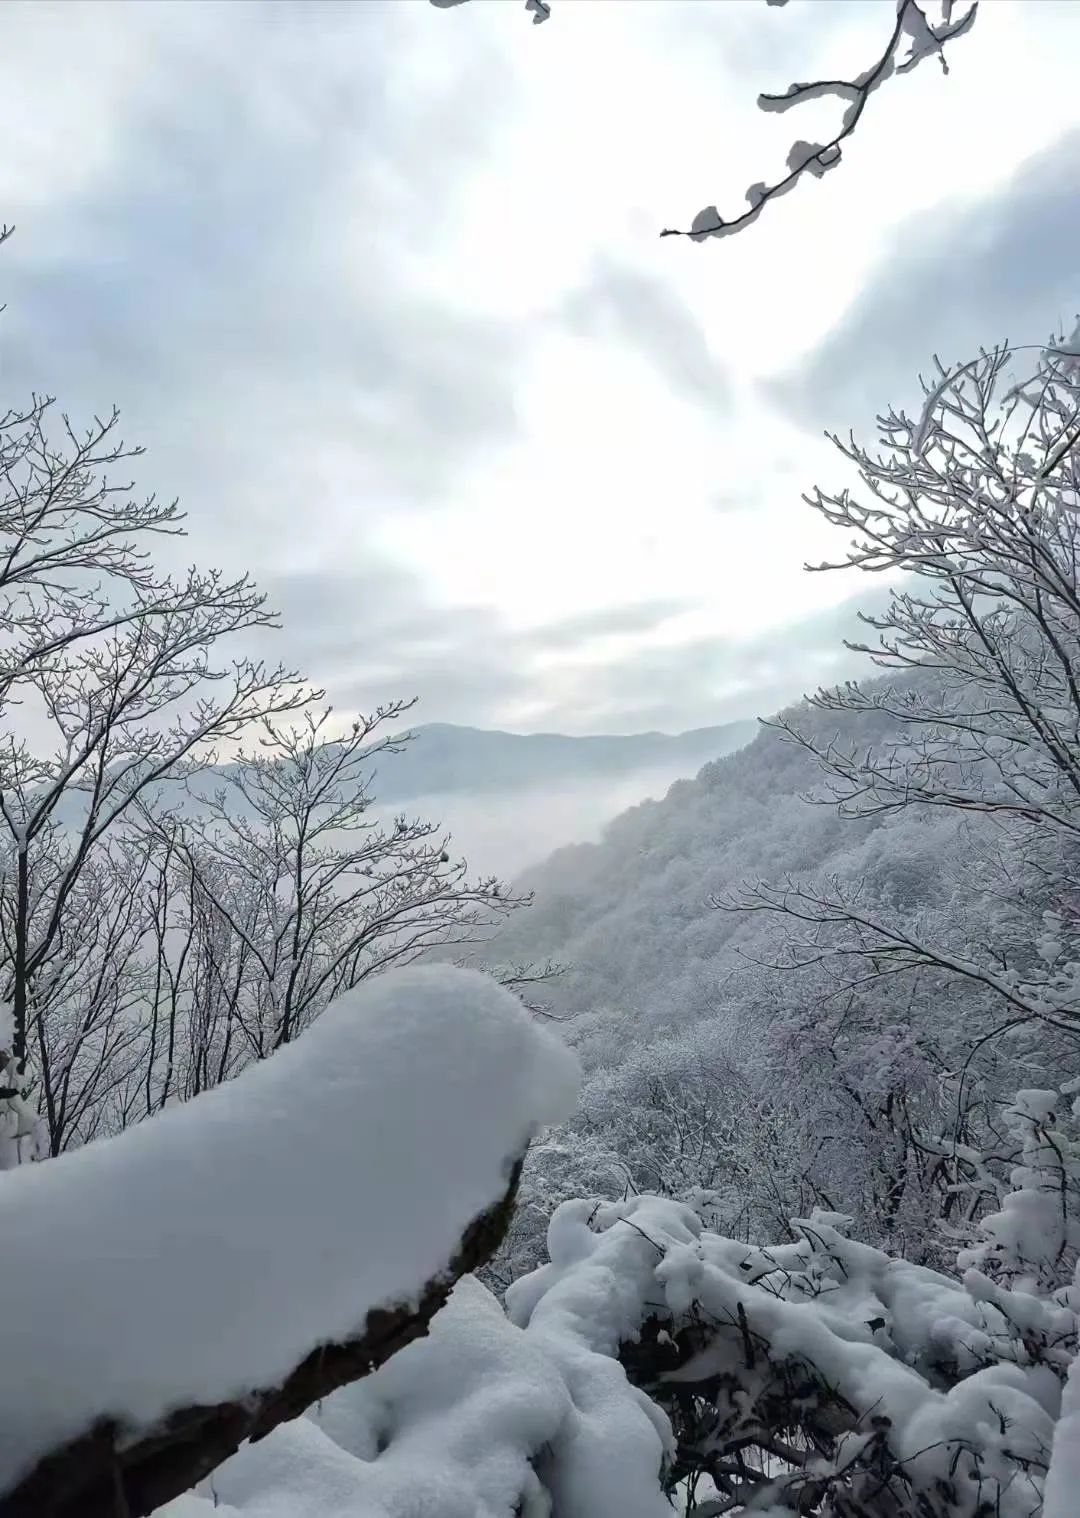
[429,0,979,243]
[726,330,1080,1044]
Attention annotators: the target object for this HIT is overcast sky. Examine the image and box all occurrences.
[2,0,1079,735]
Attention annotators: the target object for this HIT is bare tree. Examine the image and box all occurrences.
[726,329,1080,1037]
[134,705,528,1095]
[7,837,152,1155]
[0,398,310,1158]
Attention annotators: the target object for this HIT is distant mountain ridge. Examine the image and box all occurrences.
[45,720,756,882]
[368,720,757,802]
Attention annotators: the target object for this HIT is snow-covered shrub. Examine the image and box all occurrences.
[151,1082,1079,1518]
[510,1094,1079,1516]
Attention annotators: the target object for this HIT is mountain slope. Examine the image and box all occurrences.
[483,685,968,1033]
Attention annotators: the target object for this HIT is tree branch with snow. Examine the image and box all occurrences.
[666,0,978,243]
[429,0,978,244]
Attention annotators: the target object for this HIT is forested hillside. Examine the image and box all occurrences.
[484,675,1033,1275]
[489,684,941,1033]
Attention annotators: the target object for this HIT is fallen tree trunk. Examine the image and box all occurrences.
[2,1158,522,1518]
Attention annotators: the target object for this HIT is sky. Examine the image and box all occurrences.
[1,0,1079,736]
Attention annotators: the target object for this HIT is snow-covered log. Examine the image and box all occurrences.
[0,966,578,1518]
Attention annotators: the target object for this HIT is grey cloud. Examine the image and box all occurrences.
[360,580,896,736]
[772,131,1080,436]
[558,583,901,733]
[258,565,695,725]
[0,2,527,573]
[0,2,913,741]
[679,0,856,76]
[526,599,690,649]
[637,0,855,106]
[560,257,730,411]
[252,564,436,679]
[335,656,526,730]
[228,558,899,734]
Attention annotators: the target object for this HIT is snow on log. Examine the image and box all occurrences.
[0,965,578,1518]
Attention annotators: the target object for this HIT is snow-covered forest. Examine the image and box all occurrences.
[3,1,1080,1515]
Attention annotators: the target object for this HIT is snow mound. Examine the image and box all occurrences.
[158,1272,671,1518]
[0,965,578,1494]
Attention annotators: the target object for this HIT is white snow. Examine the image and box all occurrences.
[156,1270,671,1518]
[146,1166,1079,1518]
[0,965,578,1494]
[509,1195,1063,1518]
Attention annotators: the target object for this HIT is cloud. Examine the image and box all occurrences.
[771,130,1080,436]
[525,599,691,648]
[658,0,858,84]
[256,557,895,737]
[553,583,901,733]
[560,256,730,410]
[0,1,531,579]
[4,0,1077,742]
[258,565,697,728]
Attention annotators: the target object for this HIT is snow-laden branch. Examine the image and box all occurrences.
[1046,1305,1080,1518]
[668,0,977,242]
[429,0,977,244]
[0,965,578,1517]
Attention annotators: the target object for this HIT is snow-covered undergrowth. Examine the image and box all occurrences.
[159,1272,673,1518]
[154,1085,1079,1518]
[0,966,578,1496]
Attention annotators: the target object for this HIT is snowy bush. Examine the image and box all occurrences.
[140,1081,1078,1518]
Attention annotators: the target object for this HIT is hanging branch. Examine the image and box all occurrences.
[663,0,978,242]
[429,0,978,244]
